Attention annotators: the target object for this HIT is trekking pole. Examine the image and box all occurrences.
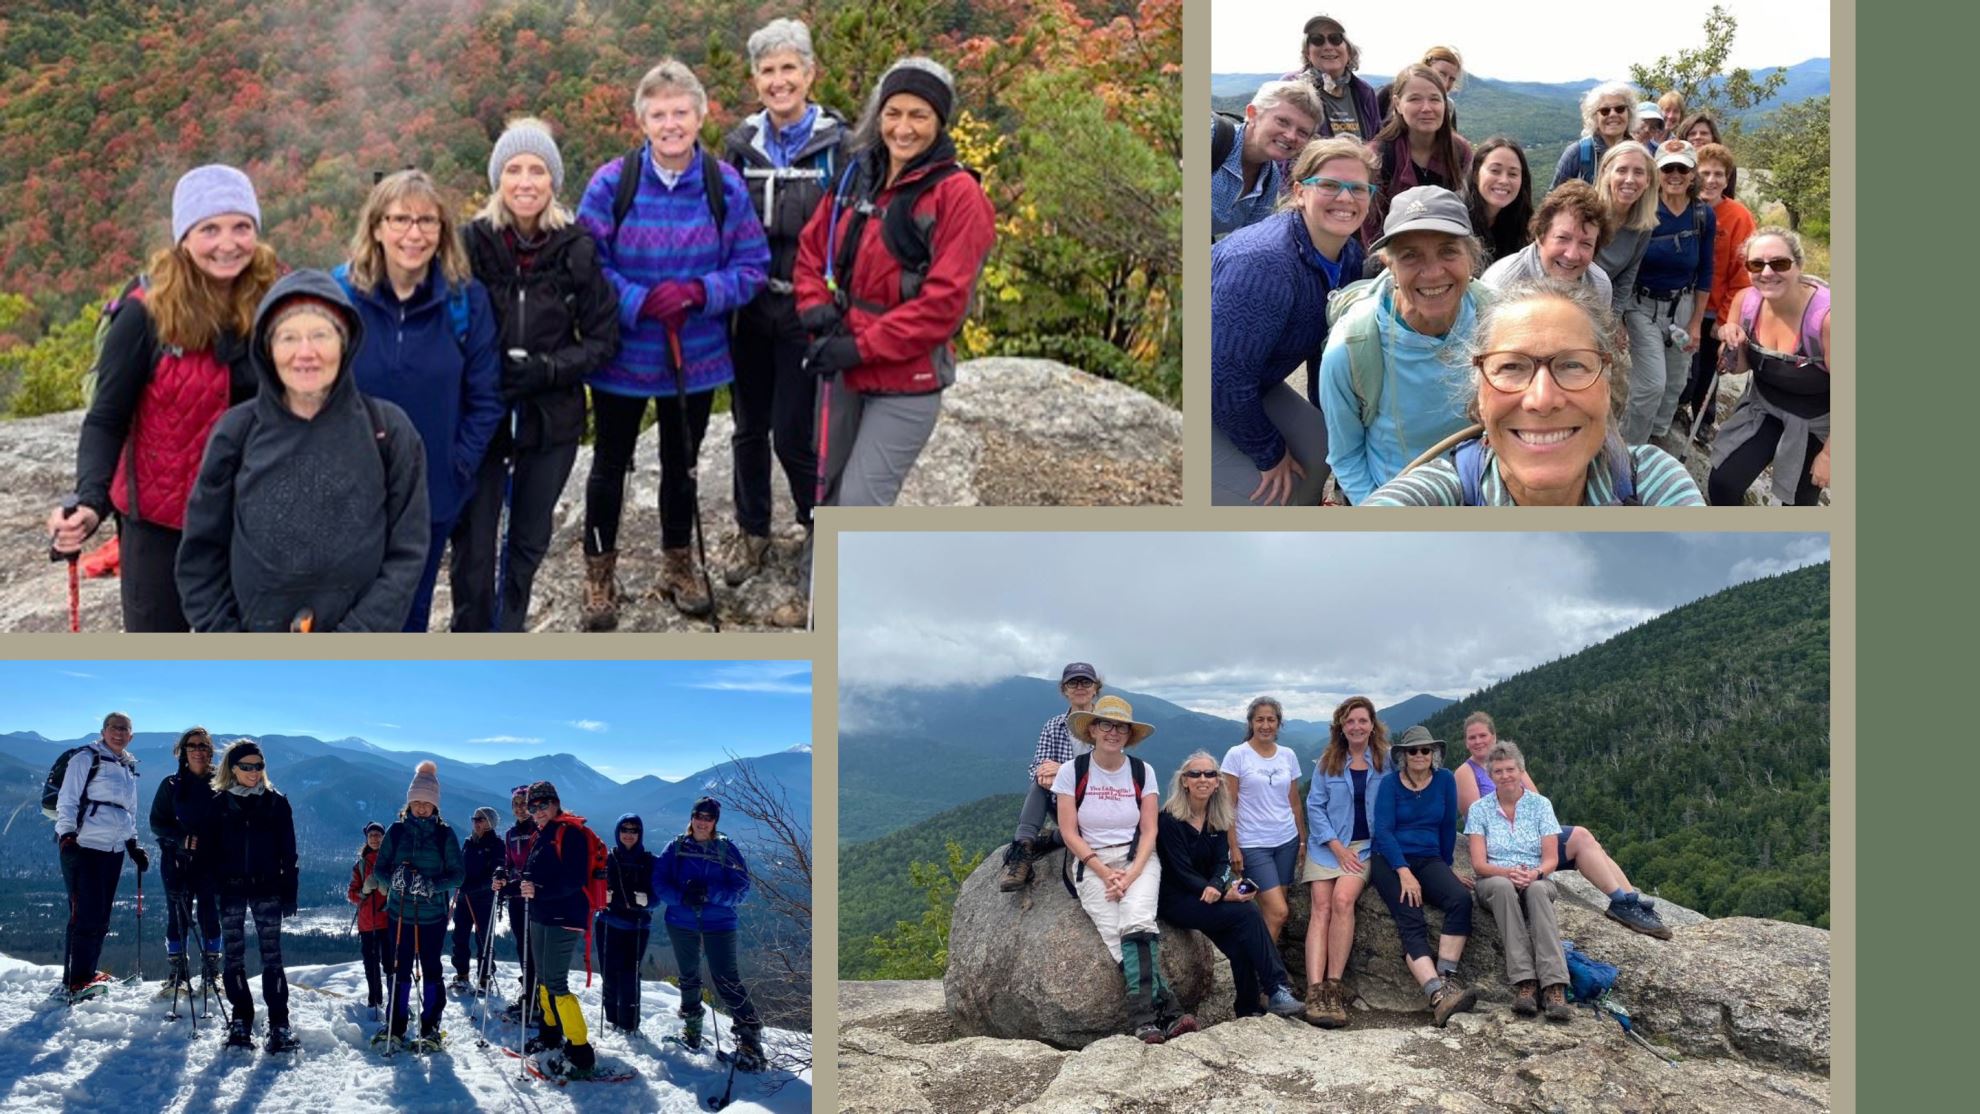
[1678,344,1733,466]
[596,914,606,1034]
[49,494,81,633]
[493,409,518,631]
[705,1004,737,1111]
[518,893,531,1080]
[665,324,720,633]
[385,894,406,1052]
[135,867,144,983]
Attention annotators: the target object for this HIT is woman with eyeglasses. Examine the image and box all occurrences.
[1211,137,1372,505]
[1296,697,1387,1028]
[1678,140,1753,444]
[1366,277,1701,505]
[1220,697,1306,943]
[1053,696,1195,1044]
[1361,64,1471,246]
[1286,15,1381,141]
[597,812,656,1031]
[200,741,300,1052]
[1627,139,1716,443]
[1155,751,1304,1022]
[1367,726,1476,1027]
[1552,81,1639,188]
[340,170,504,631]
[1708,227,1832,505]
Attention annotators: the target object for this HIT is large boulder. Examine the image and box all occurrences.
[945,846,1232,1049]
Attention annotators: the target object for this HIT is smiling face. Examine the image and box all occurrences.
[499,154,553,227]
[1697,160,1729,204]
[690,812,717,841]
[641,90,705,167]
[619,827,639,850]
[1341,705,1373,748]
[880,92,940,171]
[1249,705,1281,744]
[1245,101,1317,164]
[1395,76,1447,138]
[1386,230,1471,335]
[1745,234,1802,304]
[1061,676,1099,712]
[1478,296,1613,505]
[1464,721,1495,759]
[1606,149,1650,209]
[1537,211,1599,283]
[101,717,133,752]
[1306,27,1349,77]
[1658,160,1694,204]
[269,307,343,405]
[409,800,435,819]
[233,755,264,787]
[1633,116,1664,144]
[1685,121,1715,146]
[1430,59,1462,94]
[1488,758,1524,796]
[366,829,383,850]
[1475,147,1523,217]
[1183,757,1221,805]
[1595,97,1632,141]
[1089,718,1132,755]
[182,738,213,776]
[512,797,529,822]
[373,197,441,284]
[182,214,259,284]
[753,47,814,122]
[1297,156,1370,241]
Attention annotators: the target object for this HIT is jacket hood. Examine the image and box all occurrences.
[614,812,646,855]
[249,269,366,409]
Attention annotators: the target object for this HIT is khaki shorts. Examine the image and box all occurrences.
[1299,840,1371,883]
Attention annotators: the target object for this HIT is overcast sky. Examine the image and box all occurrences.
[1213,1,1832,83]
[839,532,1829,722]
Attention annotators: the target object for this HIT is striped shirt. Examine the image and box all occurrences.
[1363,442,1704,505]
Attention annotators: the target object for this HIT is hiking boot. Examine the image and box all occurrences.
[1134,1024,1166,1045]
[1542,983,1573,1022]
[202,951,223,984]
[1265,985,1304,1017]
[719,531,771,587]
[677,1011,704,1050]
[582,551,621,632]
[168,951,191,988]
[1605,893,1673,940]
[265,1025,300,1053]
[1303,980,1348,1028]
[225,1018,256,1049]
[451,973,470,992]
[523,1032,561,1055]
[732,1026,766,1072]
[996,839,1036,891]
[1512,979,1540,1017]
[1162,1014,1198,1040]
[1429,979,1478,1027]
[662,547,713,617]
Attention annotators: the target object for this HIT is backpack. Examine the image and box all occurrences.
[610,146,727,246]
[42,745,104,822]
[1575,136,1598,184]
[824,157,981,312]
[1325,274,1494,426]
[1451,438,1638,506]
[1059,752,1149,897]
[1737,276,1830,367]
[81,277,158,409]
[549,815,611,985]
[1210,110,1246,169]
[330,263,468,351]
[1561,938,1620,1003]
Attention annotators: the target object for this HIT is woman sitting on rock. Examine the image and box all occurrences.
[1464,740,1574,1021]
[1155,750,1304,1022]
[1053,695,1195,1044]
[1368,725,1477,1027]
[1297,696,1387,1029]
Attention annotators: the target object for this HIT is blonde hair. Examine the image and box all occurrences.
[1162,750,1235,831]
[142,241,280,352]
[211,742,277,793]
[1275,136,1380,213]
[1596,141,1658,233]
[477,116,574,232]
[1463,711,1496,733]
[346,170,472,294]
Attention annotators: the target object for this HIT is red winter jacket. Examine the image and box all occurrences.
[347,845,389,933]
[795,152,996,395]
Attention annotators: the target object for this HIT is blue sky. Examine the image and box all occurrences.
[0,660,811,782]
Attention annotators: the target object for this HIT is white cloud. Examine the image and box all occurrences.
[568,719,609,733]
[1729,537,1832,584]
[464,735,543,745]
[685,662,813,695]
[59,671,96,679]
[369,722,402,730]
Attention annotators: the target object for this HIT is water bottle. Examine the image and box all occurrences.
[1666,323,1691,348]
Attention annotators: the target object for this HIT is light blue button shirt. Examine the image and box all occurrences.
[1464,790,1562,869]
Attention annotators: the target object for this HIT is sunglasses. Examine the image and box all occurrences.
[1745,257,1796,274]
[1595,105,1631,117]
[528,801,555,812]
[183,744,213,752]
[1660,165,1693,175]
[1182,770,1222,780]
[1063,679,1098,688]
[692,813,718,821]
[1308,31,1346,47]
[1399,746,1436,756]
[235,762,265,772]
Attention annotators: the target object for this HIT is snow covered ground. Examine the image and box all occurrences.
[0,951,811,1113]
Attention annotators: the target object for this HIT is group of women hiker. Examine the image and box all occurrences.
[997,665,1671,1042]
[1211,13,1833,507]
[50,713,766,1079]
[43,17,995,633]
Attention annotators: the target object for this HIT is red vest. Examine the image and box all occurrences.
[109,312,232,531]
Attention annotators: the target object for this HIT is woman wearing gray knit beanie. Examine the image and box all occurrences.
[46,163,281,631]
[456,117,621,631]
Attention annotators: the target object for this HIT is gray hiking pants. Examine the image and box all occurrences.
[1476,875,1569,988]
[1014,782,1056,843]
[820,382,942,507]
[1210,381,1330,505]
[1622,289,1695,443]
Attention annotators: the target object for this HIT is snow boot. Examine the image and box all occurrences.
[265,1025,300,1053]
[451,973,470,992]
[661,547,713,617]
[731,1025,767,1072]
[412,1026,446,1053]
[201,950,223,996]
[676,1010,703,1051]
[225,1018,256,1050]
[582,551,621,632]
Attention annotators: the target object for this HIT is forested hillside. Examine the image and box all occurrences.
[0,0,1181,407]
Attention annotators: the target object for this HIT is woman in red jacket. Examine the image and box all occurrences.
[47,165,280,630]
[794,57,995,508]
[346,821,394,1017]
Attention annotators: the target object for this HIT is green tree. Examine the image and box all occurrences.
[4,302,94,418]
[1629,4,1787,121]
[1744,96,1831,234]
[865,840,984,979]
[812,0,943,121]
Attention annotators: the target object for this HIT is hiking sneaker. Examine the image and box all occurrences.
[1541,983,1573,1022]
[265,1025,300,1053]
[582,550,621,632]
[1605,894,1673,940]
[1429,980,1478,1027]
[676,1012,704,1050]
[1512,980,1540,1017]
[1162,1014,1199,1040]
[661,547,713,617]
[1134,1024,1166,1045]
[1265,985,1304,1017]
[996,840,1036,891]
[719,531,771,587]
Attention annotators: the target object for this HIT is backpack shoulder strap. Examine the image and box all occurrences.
[1578,137,1596,182]
[1738,285,1761,334]
[1072,751,1093,810]
[1211,113,1238,168]
[610,148,644,246]
[1801,279,1831,364]
[330,263,356,301]
[1129,756,1147,798]
[1328,275,1390,426]
[700,148,728,233]
[1452,437,1487,505]
[879,161,969,279]
[1610,447,1639,505]
[359,394,390,468]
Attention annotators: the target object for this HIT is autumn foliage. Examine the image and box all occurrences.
[0,0,1180,412]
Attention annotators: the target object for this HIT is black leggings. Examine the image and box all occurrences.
[584,389,715,553]
[359,927,395,1007]
[449,421,580,631]
[1367,853,1473,962]
[1157,892,1288,1017]
[117,516,188,632]
[597,918,651,1029]
[220,895,289,1029]
[729,322,817,534]
[1708,420,1824,506]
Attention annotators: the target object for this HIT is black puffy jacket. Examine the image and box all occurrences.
[723,106,851,337]
[462,220,619,452]
[200,786,298,906]
[461,829,502,895]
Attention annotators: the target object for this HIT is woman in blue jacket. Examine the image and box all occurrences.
[340,169,504,631]
[1368,726,1477,1027]
[1298,696,1387,1028]
[366,761,465,1051]
[598,812,656,1031]
[516,780,603,1077]
[653,797,765,1071]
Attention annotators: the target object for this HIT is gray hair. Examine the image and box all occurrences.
[633,58,709,119]
[1462,276,1630,472]
[1251,78,1324,124]
[1579,80,1640,138]
[1162,750,1235,832]
[1484,740,1526,773]
[747,18,816,70]
[851,56,955,155]
[102,711,132,730]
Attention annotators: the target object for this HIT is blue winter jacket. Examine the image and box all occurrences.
[372,813,466,925]
[522,812,596,929]
[599,812,656,931]
[342,265,504,525]
[652,832,751,933]
[1305,756,1384,869]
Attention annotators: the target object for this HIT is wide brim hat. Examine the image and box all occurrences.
[1067,694,1156,746]
[1392,724,1444,755]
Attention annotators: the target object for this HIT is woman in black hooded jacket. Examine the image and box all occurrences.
[176,269,430,632]
[198,740,300,1052]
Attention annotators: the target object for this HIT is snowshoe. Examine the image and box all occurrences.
[411,1029,446,1054]
[224,1020,256,1050]
[499,1000,525,1023]
[371,1029,406,1055]
[264,1025,300,1054]
[522,1032,561,1055]
[450,974,471,993]
[729,1026,767,1072]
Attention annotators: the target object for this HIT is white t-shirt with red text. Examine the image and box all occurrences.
[1051,755,1155,849]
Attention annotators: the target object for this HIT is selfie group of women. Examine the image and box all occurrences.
[998,666,1671,1042]
[45,17,995,632]
[1211,13,1832,507]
